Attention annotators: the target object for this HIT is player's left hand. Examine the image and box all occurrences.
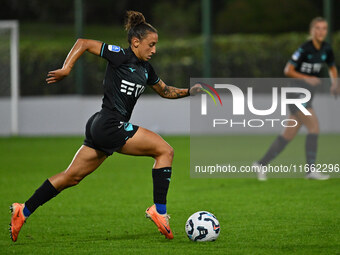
[46,68,71,84]
[189,83,203,96]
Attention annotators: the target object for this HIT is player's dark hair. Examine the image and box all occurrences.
[125,11,157,44]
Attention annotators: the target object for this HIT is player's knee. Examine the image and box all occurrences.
[161,145,174,160]
[283,134,294,141]
[308,129,319,135]
[167,146,174,160]
[63,172,84,187]
[70,175,84,186]
[156,145,174,162]
[307,125,319,134]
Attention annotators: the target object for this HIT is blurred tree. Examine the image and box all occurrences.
[1,0,339,34]
[215,0,320,34]
[85,0,155,25]
[0,0,74,22]
[0,0,154,24]
[147,0,200,36]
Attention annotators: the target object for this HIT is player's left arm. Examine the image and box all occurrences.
[328,65,339,96]
[152,79,201,99]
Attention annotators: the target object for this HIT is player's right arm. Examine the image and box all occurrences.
[284,45,320,87]
[46,39,102,84]
[284,62,320,87]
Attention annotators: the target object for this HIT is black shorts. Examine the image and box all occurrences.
[83,108,139,156]
[287,81,315,115]
[287,88,315,115]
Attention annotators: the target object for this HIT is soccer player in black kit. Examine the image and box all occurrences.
[254,17,339,180]
[9,11,200,241]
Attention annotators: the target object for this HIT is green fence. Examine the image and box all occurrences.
[18,32,340,95]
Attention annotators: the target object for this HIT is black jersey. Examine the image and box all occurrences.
[99,43,160,121]
[289,40,335,77]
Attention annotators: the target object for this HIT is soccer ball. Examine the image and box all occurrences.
[185,211,220,242]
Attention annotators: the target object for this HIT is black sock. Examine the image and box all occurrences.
[306,134,318,173]
[258,136,289,166]
[152,167,172,205]
[24,179,59,216]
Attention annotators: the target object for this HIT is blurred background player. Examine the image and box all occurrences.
[254,17,339,181]
[9,10,200,242]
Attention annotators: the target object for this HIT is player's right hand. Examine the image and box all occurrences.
[304,76,321,87]
[46,68,70,84]
[330,83,339,99]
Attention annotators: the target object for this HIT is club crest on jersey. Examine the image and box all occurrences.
[108,45,121,52]
[292,50,300,61]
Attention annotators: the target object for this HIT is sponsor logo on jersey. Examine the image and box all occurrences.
[108,45,121,52]
[300,62,322,74]
[129,67,136,72]
[120,79,145,97]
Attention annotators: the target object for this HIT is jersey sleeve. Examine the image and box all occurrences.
[100,43,127,67]
[146,63,160,85]
[325,46,335,67]
[289,47,305,67]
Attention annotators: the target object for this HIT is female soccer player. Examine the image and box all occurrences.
[10,11,200,241]
[254,17,339,180]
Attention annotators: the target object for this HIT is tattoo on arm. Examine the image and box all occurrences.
[153,80,189,99]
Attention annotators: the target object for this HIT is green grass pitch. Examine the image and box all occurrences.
[0,135,339,254]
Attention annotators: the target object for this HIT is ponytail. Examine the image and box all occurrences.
[125,11,157,44]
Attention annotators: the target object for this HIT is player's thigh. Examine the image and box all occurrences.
[49,145,107,190]
[281,114,301,140]
[296,108,319,133]
[64,145,107,178]
[118,127,172,157]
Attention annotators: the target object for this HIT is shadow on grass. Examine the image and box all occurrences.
[8,232,168,246]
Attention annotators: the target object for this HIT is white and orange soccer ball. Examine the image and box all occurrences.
[185,211,220,242]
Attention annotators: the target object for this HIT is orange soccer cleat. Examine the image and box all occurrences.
[145,204,174,239]
[9,203,26,242]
